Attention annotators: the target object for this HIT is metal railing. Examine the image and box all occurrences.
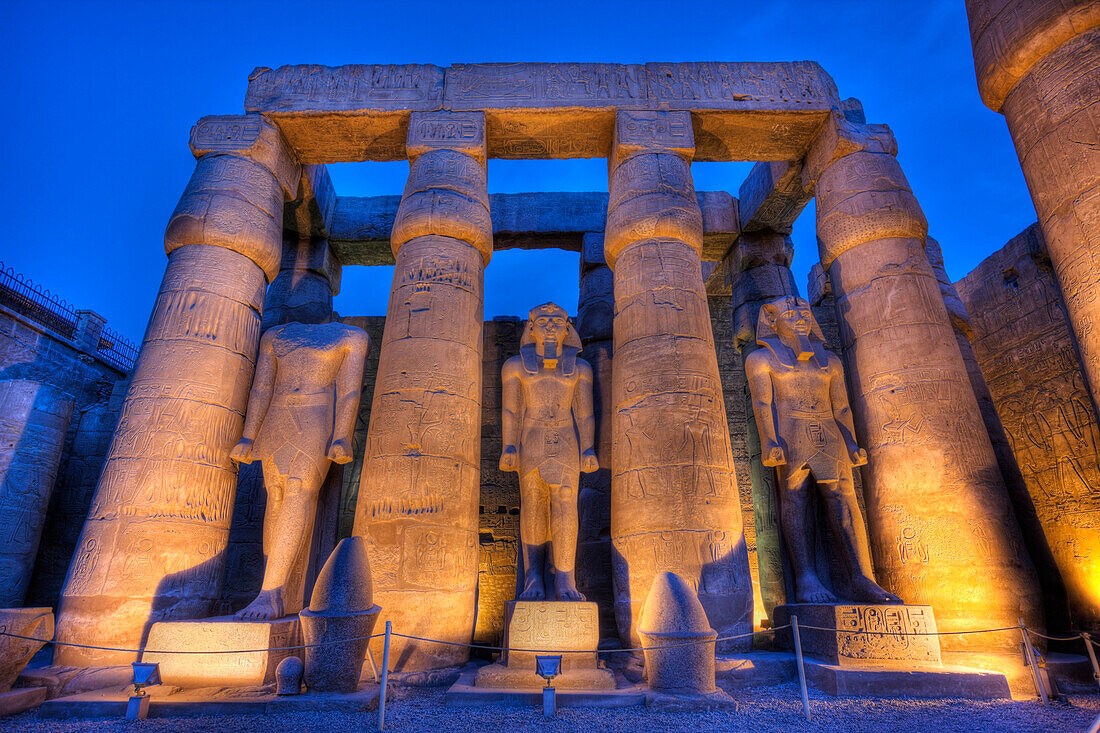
[96,323,139,372]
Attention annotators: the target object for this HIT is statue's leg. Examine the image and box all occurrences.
[820,475,901,603]
[518,471,549,600]
[236,467,322,621]
[782,466,836,603]
[549,475,584,601]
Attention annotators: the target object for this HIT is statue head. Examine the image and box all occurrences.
[520,302,581,374]
[757,296,827,367]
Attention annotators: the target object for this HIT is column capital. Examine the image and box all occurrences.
[190,115,301,199]
[729,230,794,274]
[406,110,487,164]
[611,110,694,167]
[802,113,896,190]
[966,0,1100,112]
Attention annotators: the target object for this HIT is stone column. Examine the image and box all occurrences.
[967,2,1100,409]
[352,111,490,671]
[727,231,797,622]
[605,110,752,649]
[926,236,1070,632]
[55,116,299,665]
[0,380,75,606]
[576,232,616,637]
[811,117,1042,651]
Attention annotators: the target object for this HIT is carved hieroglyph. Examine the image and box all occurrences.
[500,303,598,602]
[229,320,368,621]
[957,225,1100,635]
[746,296,900,605]
[0,381,74,606]
[54,116,300,665]
[966,1,1100,413]
[605,111,752,650]
[351,111,490,670]
[812,116,1042,651]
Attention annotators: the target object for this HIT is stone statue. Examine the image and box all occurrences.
[229,320,369,620]
[500,303,598,602]
[745,296,900,605]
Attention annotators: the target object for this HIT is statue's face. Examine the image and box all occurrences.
[775,306,814,340]
[532,312,567,344]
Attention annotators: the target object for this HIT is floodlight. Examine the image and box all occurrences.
[132,662,161,694]
[535,655,562,688]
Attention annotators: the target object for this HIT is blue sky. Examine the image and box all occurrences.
[0,0,1037,344]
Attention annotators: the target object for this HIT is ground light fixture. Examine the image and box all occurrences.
[126,662,161,720]
[535,654,562,719]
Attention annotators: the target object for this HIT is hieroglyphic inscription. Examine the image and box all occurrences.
[245,64,445,111]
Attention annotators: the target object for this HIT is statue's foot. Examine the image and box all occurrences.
[235,588,285,621]
[850,574,902,604]
[518,579,546,601]
[554,578,586,602]
[795,576,838,604]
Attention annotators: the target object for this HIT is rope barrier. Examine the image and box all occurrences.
[795,624,1023,637]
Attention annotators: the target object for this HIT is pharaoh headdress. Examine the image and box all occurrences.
[756,295,829,369]
[520,302,582,375]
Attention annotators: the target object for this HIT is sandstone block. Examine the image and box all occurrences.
[0,607,52,692]
[774,604,940,666]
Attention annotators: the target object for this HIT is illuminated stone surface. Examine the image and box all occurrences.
[54,116,301,666]
[967,1,1100,415]
[144,615,300,688]
[746,297,899,606]
[0,607,52,691]
[638,572,717,695]
[773,603,940,666]
[473,600,614,690]
[812,116,1043,650]
[606,111,752,651]
[351,111,489,671]
[500,303,597,603]
[0,381,73,606]
[957,224,1100,636]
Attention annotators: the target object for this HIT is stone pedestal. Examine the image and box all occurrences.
[352,111,490,671]
[143,615,301,688]
[605,110,752,651]
[773,603,940,667]
[0,607,53,692]
[474,601,614,690]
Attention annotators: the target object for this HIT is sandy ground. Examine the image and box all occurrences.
[1,683,1097,733]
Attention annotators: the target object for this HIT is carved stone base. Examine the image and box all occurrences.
[144,615,301,688]
[475,601,614,690]
[773,603,940,667]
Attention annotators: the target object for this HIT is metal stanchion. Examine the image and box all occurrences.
[1084,633,1100,693]
[791,615,811,722]
[1019,618,1048,705]
[378,621,392,731]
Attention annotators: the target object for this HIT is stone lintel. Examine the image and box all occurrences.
[802,114,897,192]
[737,160,809,234]
[284,164,337,239]
[245,62,839,163]
[329,190,739,266]
[189,115,300,198]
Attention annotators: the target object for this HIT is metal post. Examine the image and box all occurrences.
[1083,632,1100,693]
[543,685,556,718]
[1019,618,1048,705]
[791,615,811,722]
[378,621,392,731]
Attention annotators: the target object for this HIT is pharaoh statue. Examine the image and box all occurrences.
[500,303,598,602]
[229,317,370,620]
[745,296,900,605]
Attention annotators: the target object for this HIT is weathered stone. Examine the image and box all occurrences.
[802,659,1011,699]
[746,297,899,605]
[500,304,597,603]
[737,160,808,235]
[0,380,74,606]
[957,224,1099,635]
[773,603,940,666]
[814,121,1043,650]
[144,615,301,688]
[54,116,300,666]
[275,655,303,695]
[638,572,717,695]
[606,111,752,651]
[299,537,381,693]
[0,607,52,692]
[351,111,488,671]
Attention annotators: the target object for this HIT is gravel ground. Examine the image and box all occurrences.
[1,684,1096,733]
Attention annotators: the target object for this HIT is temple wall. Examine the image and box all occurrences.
[956,223,1100,635]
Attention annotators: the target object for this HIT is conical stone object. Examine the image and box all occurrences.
[638,572,717,694]
[300,537,382,692]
